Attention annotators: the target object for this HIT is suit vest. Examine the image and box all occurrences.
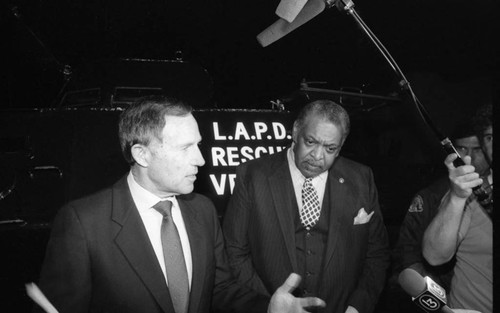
[294,179,331,297]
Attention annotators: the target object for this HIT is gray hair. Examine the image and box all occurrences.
[295,100,350,140]
[118,95,192,164]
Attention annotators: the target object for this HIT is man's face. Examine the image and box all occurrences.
[481,126,493,166]
[144,114,205,197]
[292,114,344,178]
[454,135,490,176]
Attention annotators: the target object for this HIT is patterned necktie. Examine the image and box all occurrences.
[300,177,321,228]
[153,200,189,313]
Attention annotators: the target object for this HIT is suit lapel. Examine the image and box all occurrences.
[268,153,299,272]
[178,197,205,313]
[111,177,173,313]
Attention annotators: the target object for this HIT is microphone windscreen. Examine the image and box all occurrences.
[256,0,326,47]
[398,268,427,297]
[398,268,454,313]
[276,0,308,23]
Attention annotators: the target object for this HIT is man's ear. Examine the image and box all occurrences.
[131,144,150,168]
[292,121,299,143]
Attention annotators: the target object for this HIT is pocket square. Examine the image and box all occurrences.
[353,207,374,225]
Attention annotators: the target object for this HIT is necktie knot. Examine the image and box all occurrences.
[303,177,314,189]
[153,200,173,218]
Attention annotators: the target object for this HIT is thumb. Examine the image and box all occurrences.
[444,153,460,169]
[279,273,302,294]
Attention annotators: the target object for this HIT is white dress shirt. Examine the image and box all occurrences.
[287,146,328,210]
[127,172,193,289]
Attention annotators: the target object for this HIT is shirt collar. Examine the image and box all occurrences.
[127,171,177,213]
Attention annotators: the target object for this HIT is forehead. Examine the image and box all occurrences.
[300,115,344,142]
[160,114,201,144]
[483,126,492,135]
[454,136,480,147]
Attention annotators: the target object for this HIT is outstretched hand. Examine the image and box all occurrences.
[445,154,482,199]
[268,273,326,313]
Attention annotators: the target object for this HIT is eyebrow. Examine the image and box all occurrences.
[304,134,339,145]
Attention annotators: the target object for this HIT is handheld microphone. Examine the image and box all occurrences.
[398,268,454,313]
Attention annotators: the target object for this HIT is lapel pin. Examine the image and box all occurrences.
[339,178,345,184]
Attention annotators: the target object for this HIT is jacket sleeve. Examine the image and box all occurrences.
[392,181,455,289]
[222,164,270,296]
[393,193,432,273]
[34,204,92,313]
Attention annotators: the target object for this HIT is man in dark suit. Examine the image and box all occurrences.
[34,96,325,313]
[223,100,390,313]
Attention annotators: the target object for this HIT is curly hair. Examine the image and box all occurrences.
[294,100,350,141]
[472,104,492,139]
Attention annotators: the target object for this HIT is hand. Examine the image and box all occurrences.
[268,273,326,313]
[445,154,482,199]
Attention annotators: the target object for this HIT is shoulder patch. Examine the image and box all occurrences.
[408,195,424,213]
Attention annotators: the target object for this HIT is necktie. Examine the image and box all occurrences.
[300,177,321,228]
[153,200,189,313]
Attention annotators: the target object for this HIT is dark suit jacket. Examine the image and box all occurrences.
[223,151,390,313]
[36,176,268,313]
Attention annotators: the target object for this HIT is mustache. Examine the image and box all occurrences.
[303,159,322,167]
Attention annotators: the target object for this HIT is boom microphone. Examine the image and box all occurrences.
[276,0,308,23]
[398,268,454,313]
[256,0,326,47]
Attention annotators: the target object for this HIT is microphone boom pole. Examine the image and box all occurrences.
[331,0,488,200]
[330,0,446,146]
[258,0,486,199]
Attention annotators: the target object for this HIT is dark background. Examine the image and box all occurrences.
[1,0,496,312]
[3,0,495,109]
